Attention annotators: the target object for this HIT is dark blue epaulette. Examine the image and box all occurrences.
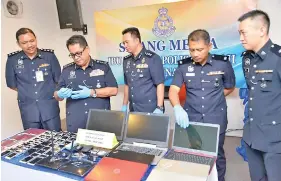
[63,62,75,69]
[95,60,108,64]
[270,44,281,57]
[178,57,192,66]
[7,50,21,57]
[40,48,54,53]
[144,50,155,57]
[241,50,255,57]
[211,54,229,61]
[123,54,132,60]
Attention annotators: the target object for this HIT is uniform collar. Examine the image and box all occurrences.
[133,47,145,61]
[207,54,214,66]
[192,54,213,66]
[20,48,43,60]
[256,39,272,61]
[74,58,95,70]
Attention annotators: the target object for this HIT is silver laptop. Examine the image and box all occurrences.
[86,109,126,141]
[165,122,220,173]
[116,112,170,165]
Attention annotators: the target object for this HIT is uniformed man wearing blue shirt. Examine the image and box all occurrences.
[5,28,62,131]
[169,29,236,181]
[54,35,118,133]
[121,27,165,114]
[238,10,281,181]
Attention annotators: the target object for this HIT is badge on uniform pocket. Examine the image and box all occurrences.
[35,71,44,82]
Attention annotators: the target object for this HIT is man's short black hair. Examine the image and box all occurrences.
[16,28,36,41]
[66,35,88,49]
[188,29,210,45]
[238,10,270,34]
[122,27,141,43]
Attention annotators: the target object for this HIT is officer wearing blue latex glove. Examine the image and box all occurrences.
[169,29,235,181]
[54,35,118,133]
[173,105,189,128]
[153,107,164,114]
[57,88,72,99]
[121,105,127,112]
[71,85,91,99]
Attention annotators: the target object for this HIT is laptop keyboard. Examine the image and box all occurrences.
[117,145,163,156]
[165,150,213,165]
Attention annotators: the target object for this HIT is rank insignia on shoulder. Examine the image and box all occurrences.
[95,60,108,64]
[40,48,54,53]
[212,54,229,61]
[63,62,75,69]
[270,44,281,57]
[144,51,154,57]
[124,54,132,59]
[178,57,192,66]
[8,50,21,57]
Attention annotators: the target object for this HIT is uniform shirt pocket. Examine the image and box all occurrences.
[89,75,105,89]
[260,119,281,143]
[184,77,198,89]
[257,73,273,91]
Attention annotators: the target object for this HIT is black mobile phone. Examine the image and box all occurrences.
[20,156,34,163]
[44,150,52,156]
[28,157,43,165]
[27,148,37,155]
[5,152,18,159]
[30,153,40,157]
[34,145,43,150]
[36,149,45,154]
[1,150,12,157]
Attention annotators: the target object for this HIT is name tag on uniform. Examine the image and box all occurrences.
[90,69,104,77]
[136,64,148,69]
[255,70,273,73]
[35,71,44,82]
[186,73,195,76]
[207,71,224,76]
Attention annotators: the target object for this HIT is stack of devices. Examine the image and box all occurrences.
[18,131,76,166]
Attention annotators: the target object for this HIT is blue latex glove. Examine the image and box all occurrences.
[153,108,163,114]
[121,105,127,112]
[174,105,189,128]
[57,88,72,99]
[71,85,91,99]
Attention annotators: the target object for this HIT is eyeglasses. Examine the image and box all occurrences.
[69,47,86,59]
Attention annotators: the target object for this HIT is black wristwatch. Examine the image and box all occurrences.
[156,106,164,111]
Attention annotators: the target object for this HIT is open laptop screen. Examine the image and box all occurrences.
[173,123,218,153]
[86,109,125,140]
[126,113,169,142]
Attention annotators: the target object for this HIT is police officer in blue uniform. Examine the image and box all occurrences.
[238,10,281,181]
[5,28,61,131]
[121,27,165,113]
[54,35,118,133]
[169,29,235,181]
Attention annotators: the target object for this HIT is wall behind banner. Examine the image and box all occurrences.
[1,0,281,138]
